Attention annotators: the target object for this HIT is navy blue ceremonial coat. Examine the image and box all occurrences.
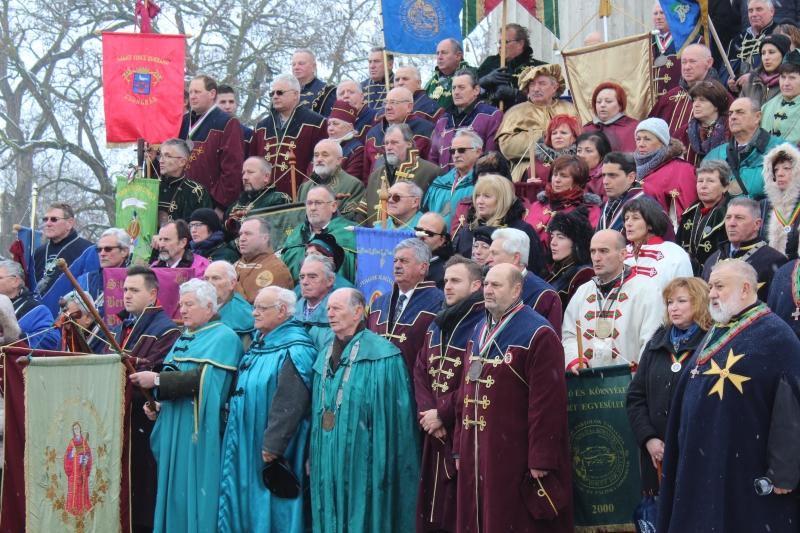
[522,270,563,337]
[657,305,800,533]
[299,77,336,118]
[768,259,800,338]
[367,281,444,382]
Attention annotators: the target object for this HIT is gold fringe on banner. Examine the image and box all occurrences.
[576,524,637,533]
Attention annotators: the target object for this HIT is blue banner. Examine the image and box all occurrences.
[354,227,415,307]
[659,0,707,54]
[15,226,42,290]
[382,0,462,55]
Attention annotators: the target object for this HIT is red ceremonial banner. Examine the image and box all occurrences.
[102,32,186,145]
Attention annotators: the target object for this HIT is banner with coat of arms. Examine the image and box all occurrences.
[102,33,186,146]
[24,354,126,533]
[566,365,640,533]
[354,227,415,307]
[381,0,462,55]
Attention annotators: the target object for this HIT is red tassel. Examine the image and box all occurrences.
[134,0,161,33]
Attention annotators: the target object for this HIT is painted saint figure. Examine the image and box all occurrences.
[64,422,92,517]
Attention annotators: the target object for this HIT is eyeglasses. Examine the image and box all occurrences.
[270,89,297,97]
[414,227,445,238]
[95,246,124,253]
[448,147,477,155]
[42,216,70,223]
[252,303,281,313]
[388,194,416,202]
[305,200,334,207]
[497,39,522,46]
[385,100,411,106]
[188,222,207,229]
[160,153,184,160]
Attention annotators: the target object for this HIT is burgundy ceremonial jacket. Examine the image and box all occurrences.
[251,106,328,197]
[179,107,246,208]
[583,115,640,153]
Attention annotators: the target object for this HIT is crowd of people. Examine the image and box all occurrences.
[3,1,800,532]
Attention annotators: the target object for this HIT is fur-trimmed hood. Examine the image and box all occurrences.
[762,142,800,255]
[664,138,686,161]
[535,190,602,206]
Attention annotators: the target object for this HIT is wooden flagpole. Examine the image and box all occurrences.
[56,258,156,405]
[499,0,508,111]
[576,320,585,369]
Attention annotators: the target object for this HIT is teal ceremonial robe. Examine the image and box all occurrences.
[218,292,256,349]
[217,319,317,533]
[310,328,420,533]
[296,292,335,353]
[150,320,244,533]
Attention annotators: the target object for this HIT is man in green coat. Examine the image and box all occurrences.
[279,185,357,284]
[298,139,365,221]
[204,260,255,350]
[704,97,784,199]
[423,38,475,111]
[310,288,420,533]
[224,156,292,234]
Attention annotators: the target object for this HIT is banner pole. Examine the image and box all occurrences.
[576,319,585,369]
[499,0,508,111]
[380,7,391,105]
[380,180,389,229]
[289,149,298,203]
[30,183,39,252]
[708,18,736,81]
[56,258,157,405]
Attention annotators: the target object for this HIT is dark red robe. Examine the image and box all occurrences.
[251,106,328,197]
[582,115,640,153]
[340,138,365,180]
[453,303,573,533]
[366,281,444,383]
[414,296,485,532]
[179,107,246,209]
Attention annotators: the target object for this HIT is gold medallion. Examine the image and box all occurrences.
[256,270,274,287]
[595,319,613,339]
[322,411,335,431]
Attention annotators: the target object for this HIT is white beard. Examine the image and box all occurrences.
[709,290,741,324]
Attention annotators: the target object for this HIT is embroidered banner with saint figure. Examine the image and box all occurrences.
[566,365,641,533]
[25,354,125,533]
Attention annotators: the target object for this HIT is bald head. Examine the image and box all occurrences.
[681,44,714,85]
[584,32,603,46]
[484,263,524,320]
[384,87,414,124]
[590,230,628,282]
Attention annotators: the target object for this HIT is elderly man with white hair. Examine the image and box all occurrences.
[336,79,378,143]
[296,255,338,351]
[378,65,444,124]
[251,72,328,197]
[205,260,255,349]
[0,259,60,350]
[658,259,800,533]
[383,180,424,230]
[77,227,131,318]
[217,285,318,532]
[486,227,562,333]
[367,238,444,381]
[132,278,244,533]
[297,138,365,220]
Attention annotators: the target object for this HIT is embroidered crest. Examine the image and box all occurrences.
[256,271,274,287]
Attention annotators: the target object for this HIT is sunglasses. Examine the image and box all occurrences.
[270,89,297,97]
[42,216,70,223]
[413,227,445,238]
[388,194,416,202]
[95,246,123,253]
[448,147,476,155]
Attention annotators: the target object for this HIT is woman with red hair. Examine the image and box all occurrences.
[525,154,601,250]
[523,114,582,200]
[583,82,640,153]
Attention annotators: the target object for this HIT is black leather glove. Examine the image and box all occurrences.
[494,85,523,108]
[479,67,511,92]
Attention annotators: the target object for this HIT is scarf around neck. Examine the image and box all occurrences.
[534,138,576,164]
[592,112,624,126]
[669,323,700,352]
[544,184,584,206]
[759,70,781,87]
[634,145,669,178]
[687,116,727,157]
[190,230,226,255]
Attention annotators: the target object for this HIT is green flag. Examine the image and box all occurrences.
[115,177,159,265]
[566,365,640,532]
[248,202,308,251]
[462,0,559,39]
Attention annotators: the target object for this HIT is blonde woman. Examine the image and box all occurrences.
[626,277,713,495]
[453,173,546,275]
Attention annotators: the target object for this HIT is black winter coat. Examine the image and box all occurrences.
[626,324,707,493]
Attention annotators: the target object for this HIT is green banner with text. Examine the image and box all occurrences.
[115,176,159,266]
[566,365,640,533]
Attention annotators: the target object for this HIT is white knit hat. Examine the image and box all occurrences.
[635,118,670,147]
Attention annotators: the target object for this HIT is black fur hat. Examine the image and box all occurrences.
[547,206,594,265]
